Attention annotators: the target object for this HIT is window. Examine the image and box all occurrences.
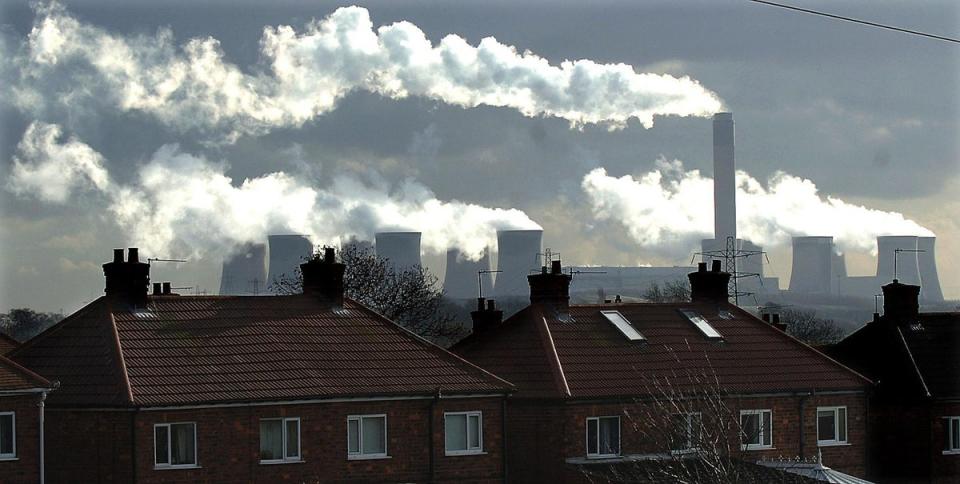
[671,412,702,452]
[816,407,847,446]
[0,412,14,460]
[945,417,960,454]
[260,417,301,463]
[740,410,773,450]
[347,414,387,459]
[679,309,723,340]
[586,416,620,458]
[445,412,483,455]
[154,422,197,468]
[600,310,645,342]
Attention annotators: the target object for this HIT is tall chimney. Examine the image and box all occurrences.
[300,247,345,307]
[103,248,150,308]
[881,279,920,325]
[527,259,572,313]
[713,112,736,243]
[688,260,730,304]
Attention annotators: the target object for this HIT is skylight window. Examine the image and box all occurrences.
[679,310,723,340]
[600,310,645,342]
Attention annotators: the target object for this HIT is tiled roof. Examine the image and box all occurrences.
[454,302,870,399]
[0,333,19,355]
[10,295,511,407]
[0,354,52,392]
[828,312,959,400]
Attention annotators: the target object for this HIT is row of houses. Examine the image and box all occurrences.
[0,247,957,483]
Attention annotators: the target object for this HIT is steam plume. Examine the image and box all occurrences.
[582,159,933,257]
[6,3,722,141]
[9,122,539,258]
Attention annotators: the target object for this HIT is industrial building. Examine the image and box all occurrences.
[218,242,267,295]
[375,231,423,271]
[266,234,313,286]
[493,229,543,298]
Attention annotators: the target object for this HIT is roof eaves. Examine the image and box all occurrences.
[0,354,55,389]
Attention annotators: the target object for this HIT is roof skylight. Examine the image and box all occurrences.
[600,310,646,342]
[679,309,723,340]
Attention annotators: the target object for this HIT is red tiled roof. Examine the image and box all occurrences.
[0,354,52,392]
[454,302,870,400]
[0,333,19,355]
[10,295,512,407]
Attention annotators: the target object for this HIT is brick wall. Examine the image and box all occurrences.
[45,409,135,483]
[507,392,867,483]
[0,394,43,484]
[128,396,503,484]
[931,401,960,484]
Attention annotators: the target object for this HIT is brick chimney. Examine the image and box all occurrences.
[103,248,150,308]
[528,259,572,313]
[471,298,503,334]
[881,279,920,325]
[688,260,730,304]
[300,247,345,307]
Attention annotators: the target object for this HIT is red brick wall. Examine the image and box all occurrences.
[931,401,960,484]
[0,394,43,484]
[506,393,867,483]
[129,397,503,484]
[45,409,134,483]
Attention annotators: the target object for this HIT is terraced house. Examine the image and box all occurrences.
[453,259,873,483]
[8,248,512,483]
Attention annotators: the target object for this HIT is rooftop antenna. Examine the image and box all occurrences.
[893,248,924,281]
[147,258,188,264]
[477,269,501,299]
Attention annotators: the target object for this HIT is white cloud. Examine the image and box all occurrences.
[6,3,722,141]
[7,122,111,202]
[582,159,933,258]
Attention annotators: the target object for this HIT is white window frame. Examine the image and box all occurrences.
[816,406,848,446]
[0,412,15,460]
[347,414,388,460]
[945,416,960,455]
[153,422,198,469]
[259,417,301,464]
[672,412,702,453]
[586,416,621,459]
[444,411,483,456]
[740,409,773,450]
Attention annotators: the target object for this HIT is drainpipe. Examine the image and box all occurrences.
[501,396,508,484]
[38,391,46,484]
[429,388,440,483]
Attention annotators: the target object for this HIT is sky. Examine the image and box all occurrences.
[1,0,957,313]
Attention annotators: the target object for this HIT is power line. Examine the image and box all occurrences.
[749,0,960,44]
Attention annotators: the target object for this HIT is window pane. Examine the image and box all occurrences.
[170,424,196,465]
[587,419,598,455]
[952,419,960,450]
[468,415,481,449]
[445,414,467,452]
[348,419,359,454]
[259,420,282,461]
[741,414,759,445]
[285,420,300,459]
[689,414,702,448]
[154,426,169,465]
[818,411,836,441]
[0,415,13,455]
[669,414,684,450]
[361,417,386,455]
[762,411,772,446]
[599,417,619,455]
[838,408,847,442]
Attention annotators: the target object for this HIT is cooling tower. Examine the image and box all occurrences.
[494,229,543,298]
[443,248,493,299]
[375,232,422,271]
[713,112,736,242]
[876,236,921,286]
[267,234,313,286]
[917,236,944,302]
[831,252,847,295]
[219,243,267,295]
[789,236,834,294]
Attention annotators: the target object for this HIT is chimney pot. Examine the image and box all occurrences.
[711,260,721,272]
[762,313,771,323]
[103,248,150,307]
[772,313,780,325]
[113,249,124,263]
[128,248,139,263]
[324,247,335,263]
[487,299,496,311]
[551,260,562,275]
[698,262,707,272]
[471,297,503,334]
[153,283,162,295]
[300,247,346,307]
[476,297,485,312]
[162,282,171,295]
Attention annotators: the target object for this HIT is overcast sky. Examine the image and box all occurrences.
[1,0,957,313]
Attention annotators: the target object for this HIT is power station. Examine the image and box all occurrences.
[375,231,422,271]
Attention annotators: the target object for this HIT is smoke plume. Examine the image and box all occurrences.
[5,3,722,141]
[9,122,539,259]
[582,159,933,257]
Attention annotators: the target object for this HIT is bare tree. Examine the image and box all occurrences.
[269,244,464,344]
[642,280,691,303]
[777,308,845,346]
